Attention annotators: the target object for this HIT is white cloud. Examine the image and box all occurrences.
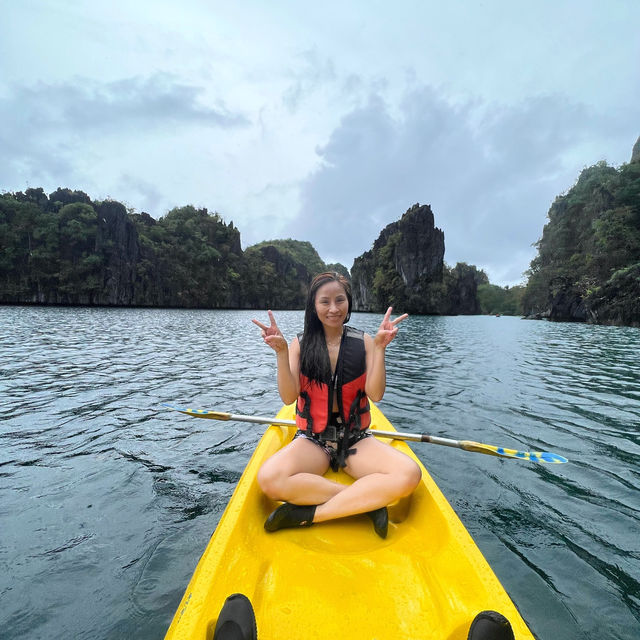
[294,87,631,285]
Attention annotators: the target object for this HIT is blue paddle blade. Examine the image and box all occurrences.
[494,445,568,463]
[461,441,568,463]
[538,451,569,464]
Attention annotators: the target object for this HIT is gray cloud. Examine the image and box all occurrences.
[115,173,165,215]
[5,73,249,134]
[294,87,629,284]
[0,72,249,191]
[282,49,337,112]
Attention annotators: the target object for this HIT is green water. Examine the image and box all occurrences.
[1,307,638,639]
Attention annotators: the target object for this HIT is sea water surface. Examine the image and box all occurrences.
[1,307,639,640]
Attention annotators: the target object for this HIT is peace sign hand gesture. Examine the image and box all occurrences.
[374,307,408,349]
[252,310,288,354]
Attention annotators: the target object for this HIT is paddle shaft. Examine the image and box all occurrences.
[208,410,459,445]
[163,405,567,463]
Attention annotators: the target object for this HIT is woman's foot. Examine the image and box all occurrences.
[366,506,388,539]
[213,593,257,640]
[264,503,317,532]
[467,611,514,640]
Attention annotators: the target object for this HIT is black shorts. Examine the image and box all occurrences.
[293,427,372,471]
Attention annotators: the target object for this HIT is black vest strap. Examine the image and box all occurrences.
[296,390,313,431]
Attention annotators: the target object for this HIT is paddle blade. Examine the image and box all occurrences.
[163,404,232,420]
[461,441,568,463]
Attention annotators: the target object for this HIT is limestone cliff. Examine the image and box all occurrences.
[351,203,480,314]
[352,203,443,312]
[95,200,140,305]
[0,189,468,313]
[523,139,640,327]
[243,242,314,309]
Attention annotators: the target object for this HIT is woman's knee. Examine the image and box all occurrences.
[257,464,285,500]
[395,460,422,496]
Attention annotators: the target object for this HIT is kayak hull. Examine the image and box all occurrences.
[165,404,535,639]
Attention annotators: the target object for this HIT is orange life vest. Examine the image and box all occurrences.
[295,326,371,434]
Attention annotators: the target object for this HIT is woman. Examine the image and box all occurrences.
[252,272,421,538]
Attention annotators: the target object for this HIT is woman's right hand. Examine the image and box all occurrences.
[252,310,288,353]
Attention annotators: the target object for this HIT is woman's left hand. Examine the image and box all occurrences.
[374,307,408,348]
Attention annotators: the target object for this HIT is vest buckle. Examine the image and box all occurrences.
[318,425,337,441]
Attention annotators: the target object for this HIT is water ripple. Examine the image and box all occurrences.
[1,308,639,639]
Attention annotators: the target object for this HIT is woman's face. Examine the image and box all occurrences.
[314,280,349,329]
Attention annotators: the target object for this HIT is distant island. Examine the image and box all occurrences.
[0,189,494,315]
[1,136,638,326]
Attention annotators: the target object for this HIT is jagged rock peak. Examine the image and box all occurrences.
[631,136,640,164]
[350,203,446,313]
[385,203,444,288]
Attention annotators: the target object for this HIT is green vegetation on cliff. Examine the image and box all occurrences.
[522,159,640,326]
[477,284,525,316]
[131,204,244,307]
[247,239,326,277]
[0,188,346,308]
[243,240,326,308]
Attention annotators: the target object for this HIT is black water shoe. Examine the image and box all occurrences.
[213,593,257,640]
[467,611,514,640]
[366,506,388,539]
[264,503,316,532]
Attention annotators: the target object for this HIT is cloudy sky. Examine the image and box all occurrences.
[2,1,638,285]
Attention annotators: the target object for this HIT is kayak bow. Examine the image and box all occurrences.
[165,404,535,639]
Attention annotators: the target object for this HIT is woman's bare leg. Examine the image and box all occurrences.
[257,437,346,505]
[312,437,421,523]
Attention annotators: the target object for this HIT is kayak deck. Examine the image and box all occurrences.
[165,404,535,639]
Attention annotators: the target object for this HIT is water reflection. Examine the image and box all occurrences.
[1,307,639,639]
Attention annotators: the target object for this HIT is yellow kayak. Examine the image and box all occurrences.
[165,404,535,640]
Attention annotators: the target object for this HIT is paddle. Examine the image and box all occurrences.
[163,404,568,464]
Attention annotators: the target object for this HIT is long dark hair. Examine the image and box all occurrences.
[300,272,352,385]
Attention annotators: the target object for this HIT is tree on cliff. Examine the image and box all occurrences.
[0,188,347,309]
[132,204,245,307]
[477,283,525,316]
[522,153,640,326]
[0,192,103,303]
